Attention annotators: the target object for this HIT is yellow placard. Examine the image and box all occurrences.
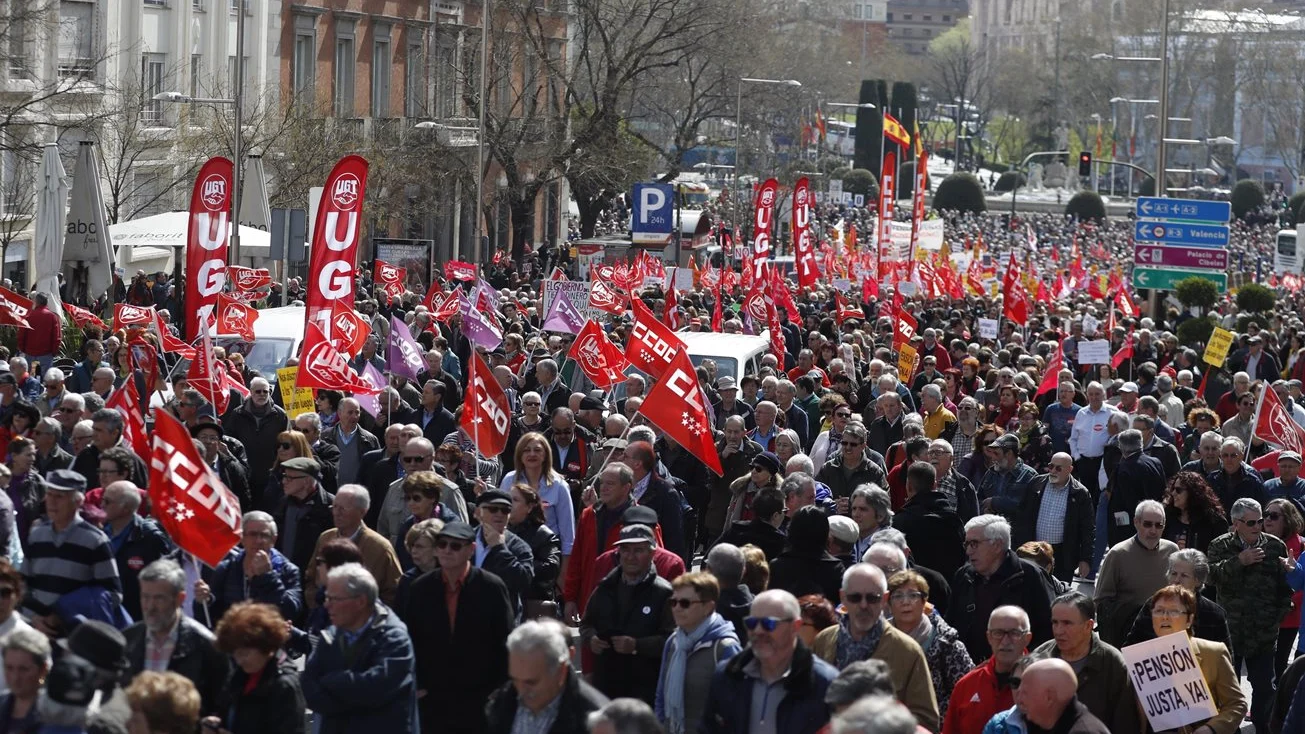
[277,367,317,419]
[1203,327,1234,367]
[898,343,919,382]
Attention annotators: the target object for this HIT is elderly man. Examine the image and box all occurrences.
[944,606,1032,734]
[1030,592,1136,733]
[416,380,456,445]
[977,433,1037,520]
[1068,382,1116,498]
[294,412,340,488]
[302,563,418,733]
[773,380,810,450]
[199,510,302,624]
[269,456,334,574]
[192,419,250,509]
[1207,436,1267,515]
[1210,497,1293,732]
[71,408,148,489]
[700,589,839,734]
[485,619,609,733]
[713,376,754,430]
[704,543,755,640]
[707,415,762,540]
[306,484,403,608]
[616,374,646,415]
[9,356,40,402]
[947,514,1055,661]
[1042,382,1081,455]
[409,521,514,732]
[816,422,886,505]
[21,469,122,637]
[747,400,782,451]
[548,407,593,488]
[1094,499,1177,646]
[1013,659,1110,734]
[221,376,287,506]
[102,481,172,623]
[321,398,380,487]
[811,563,940,731]
[473,490,536,613]
[563,463,642,621]
[36,367,68,418]
[533,359,568,415]
[1133,413,1180,479]
[1015,452,1093,583]
[123,559,229,716]
[928,439,979,522]
[53,391,85,445]
[867,392,907,456]
[579,523,675,704]
[850,486,893,561]
[377,438,466,545]
[919,384,956,442]
[1265,450,1305,511]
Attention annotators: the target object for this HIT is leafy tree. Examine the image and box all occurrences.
[1288,192,1305,226]
[1236,283,1276,314]
[1175,277,1220,311]
[842,169,879,198]
[1176,315,1217,349]
[994,171,1026,192]
[932,173,986,213]
[1065,191,1107,222]
[1231,179,1266,220]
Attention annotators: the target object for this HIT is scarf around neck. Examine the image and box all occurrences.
[835,614,884,668]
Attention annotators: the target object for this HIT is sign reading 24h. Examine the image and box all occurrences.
[631,183,674,245]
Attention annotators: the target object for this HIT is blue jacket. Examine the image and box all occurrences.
[699,642,837,734]
[209,548,303,625]
[301,602,418,734]
[982,706,1028,734]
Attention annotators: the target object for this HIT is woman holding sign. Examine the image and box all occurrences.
[1144,585,1246,734]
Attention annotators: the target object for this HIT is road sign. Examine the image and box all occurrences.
[1133,244,1229,271]
[1134,220,1230,248]
[631,183,674,245]
[1135,197,1231,223]
[1132,266,1227,292]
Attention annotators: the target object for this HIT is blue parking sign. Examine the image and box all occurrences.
[631,183,674,245]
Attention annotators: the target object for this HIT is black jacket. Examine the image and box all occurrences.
[511,520,562,601]
[947,550,1056,661]
[1014,475,1095,582]
[112,516,174,622]
[1107,453,1167,545]
[363,455,401,528]
[408,565,514,732]
[417,406,457,446]
[271,487,335,575]
[716,520,787,561]
[34,445,72,476]
[1144,438,1182,479]
[222,401,289,503]
[1162,506,1227,556]
[867,415,905,457]
[485,669,609,734]
[478,527,536,613]
[892,489,966,581]
[579,567,674,704]
[124,616,231,716]
[637,474,686,564]
[700,642,837,734]
[717,584,755,641]
[215,657,306,734]
[768,550,846,601]
[72,440,149,489]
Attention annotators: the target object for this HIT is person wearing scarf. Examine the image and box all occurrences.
[654,572,741,734]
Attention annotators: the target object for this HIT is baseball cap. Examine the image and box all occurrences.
[613,524,656,547]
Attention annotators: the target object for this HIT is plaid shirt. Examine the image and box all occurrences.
[951,426,976,460]
[143,621,179,673]
[510,694,562,734]
[1035,480,1072,544]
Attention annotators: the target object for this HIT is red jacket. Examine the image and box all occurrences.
[19,304,62,356]
[562,502,664,613]
[942,657,1016,734]
[590,547,685,592]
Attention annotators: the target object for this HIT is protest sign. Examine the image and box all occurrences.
[1123,633,1218,732]
[276,367,316,419]
[978,318,999,340]
[1204,327,1234,367]
[1077,339,1112,364]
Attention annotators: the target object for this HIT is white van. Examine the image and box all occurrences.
[214,305,312,386]
[677,331,771,381]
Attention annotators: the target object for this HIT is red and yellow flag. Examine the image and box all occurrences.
[884,113,911,149]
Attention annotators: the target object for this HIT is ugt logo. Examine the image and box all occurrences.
[200,174,227,212]
[332,174,361,209]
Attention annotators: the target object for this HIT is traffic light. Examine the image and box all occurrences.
[1078,151,1092,177]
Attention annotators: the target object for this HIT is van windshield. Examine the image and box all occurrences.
[688,354,739,380]
[214,337,295,384]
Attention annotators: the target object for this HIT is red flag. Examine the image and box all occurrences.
[305,155,369,335]
[444,260,477,282]
[114,303,157,332]
[295,322,381,395]
[792,177,819,289]
[768,267,801,322]
[1003,280,1029,324]
[663,282,681,330]
[106,377,149,461]
[892,304,917,350]
[639,348,724,476]
[1112,329,1135,369]
[568,320,631,389]
[152,311,196,361]
[876,151,897,286]
[625,298,686,380]
[547,266,568,281]
[1255,386,1305,454]
[328,300,370,358]
[430,289,464,323]
[1037,342,1064,397]
[226,266,272,293]
[461,352,511,457]
[128,338,160,396]
[184,157,233,338]
[373,260,407,303]
[836,292,867,325]
[63,303,107,331]
[186,322,231,415]
[749,179,780,282]
[148,410,243,567]
[712,278,724,332]
[215,293,258,341]
[588,278,628,315]
[1002,251,1022,293]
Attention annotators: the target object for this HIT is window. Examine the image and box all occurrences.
[545,40,563,118]
[334,19,356,117]
[943,14,951,20]
[133,169,171,217]
[141,53,166,125]
[436,32,459,118]
[522,41,538,116]
[145,0,166,6]
[58,1,95,78]
[853,4,861,18]
[192,0,203,10]
[229,0,247,13]
[292,15,316,110]
[7,12,30,79]
[0,144,21,216]
[923,14,932,21]
[405,38,425,117]
[226,55,248,97]
[371,25,391,117]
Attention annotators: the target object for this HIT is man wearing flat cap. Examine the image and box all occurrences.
[977,433,1038,520]
[269,456,335,574]
[408,521,514,732]
[22,470,122,637]
[473,490,535,614]
[1266,450,1305,514]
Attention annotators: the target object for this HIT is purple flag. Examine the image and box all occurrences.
[387,315,425,381]
[460,294,504,350]
[542,289,585,334]
[356,363,389,416]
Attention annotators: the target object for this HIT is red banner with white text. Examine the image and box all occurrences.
[305,155,369,336]
[185,157,233,339]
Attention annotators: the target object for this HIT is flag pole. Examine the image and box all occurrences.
[1248,383,1268,462]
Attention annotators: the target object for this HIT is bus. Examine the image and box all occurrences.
[1276,227,1305,275]
[674,181,711,207]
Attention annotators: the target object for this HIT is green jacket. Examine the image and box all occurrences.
[1207,531,1293,657]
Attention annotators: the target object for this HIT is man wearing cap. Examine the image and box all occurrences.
[72,408,149,491]
[409,521,514,732]
[977,433,1037,521]
[474,490,535,613]
[1107,381,1140,413]
[270,456,335,574]
[579,523,675,704]
[38,367,69,419]
[576,395,606,436]
[827,514,861,566]
[191,420,250,509]
[1233,334,1282,383]
[21,469,122,636]
[590,505,686,587]
[48,620,135,731]
[712,377,754,430]
[1266,451,1305,514]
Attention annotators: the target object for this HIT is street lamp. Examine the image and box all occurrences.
[733,77,801,250]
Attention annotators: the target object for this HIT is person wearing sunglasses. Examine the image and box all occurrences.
[1095,499,1177,647]
[654,571,741,734]
[1206,435,1266,523]
[1209,497,1292,733]
[407,521,515,732]
[223,376,291,505]
[700,588,839,734]
[471,490,535,615]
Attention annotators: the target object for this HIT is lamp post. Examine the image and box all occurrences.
[734,77,801,255]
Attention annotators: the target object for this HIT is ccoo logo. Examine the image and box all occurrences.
[200,174,227,211]
[332,174,361,210]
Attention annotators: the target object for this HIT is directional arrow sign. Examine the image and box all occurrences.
[1135,197,1231,223]
[1133,245,1229,270]
[1132,266,1227,292]
[1134,221,1230,248]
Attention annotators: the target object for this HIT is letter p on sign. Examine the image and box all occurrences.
[640,187,665,223]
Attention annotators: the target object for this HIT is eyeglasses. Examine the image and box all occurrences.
[1267,512,1284,521]
[278,442,293,450]
[242,530,274,540]
[744,616,795,632]
[405,494,430,503]
[987,628,1029,640]
[1139,519,1164,529]
[402,455,432,464]
[844,591,885,605]
[963,539,991,550]
[669,598,704,609]
[1239,517,1264,527]
[435,540,467,551]
[523,401,541,407]
[890,590,926,603]
[252,389,270,395]
[1153,609,1189,619]
[483,505,510,515]
[835,411,852,418]
[840,440,864,447]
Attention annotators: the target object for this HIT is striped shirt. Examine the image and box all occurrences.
[1035,480,1072,544]
[510,694,562,734]
[21,517,121,616]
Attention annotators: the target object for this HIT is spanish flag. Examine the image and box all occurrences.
[884,113,911,149]
[913,119,923,159]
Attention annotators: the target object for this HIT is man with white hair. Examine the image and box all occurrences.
[947,514,1055,661]
[198,510,302,623]
[485,619,608,733]
[38,367,68,419]
[321,397,380,486]
[700,589,839,733]
[222,375,289,505]
[102,481,171,623]
[1068,382,1115,498]
[944,606,1032,734]
[867,392,905,456]
[305,484,403,608]
[1094,499,1177,646]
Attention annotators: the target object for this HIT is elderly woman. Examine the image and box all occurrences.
[774,430,802,467]
[654,572,741,734]
[0,627,48,732]
[211,602,306,734]
[887,570,972,718]
[722,451,783,528]
[1126,548,1231,646]
[507,484,561,616]
[4,437,43,553]
[262,432,315,513]
[395,518,444,622]
[1147,585,1247,734]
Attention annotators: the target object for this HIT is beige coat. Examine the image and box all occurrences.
[303,524,403,608]
[813,621,941,732]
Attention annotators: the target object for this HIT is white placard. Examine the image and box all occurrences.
[853,194,865,207]
[829,179,843,198]
[1123,634,1218,732]
[1077,339,1112,364]
[832,278,852,292]
[1082,315,1100,336]
[917,219,945,250]
[978,318,999,340]
[542,279,606,324]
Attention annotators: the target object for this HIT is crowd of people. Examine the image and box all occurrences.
[5,201,1305,734]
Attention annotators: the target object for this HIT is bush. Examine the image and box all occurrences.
[994,171,1026,193]
[841,169,879,199]
[1231,179,1266,220]
[1289,191,1305,226]
[1065,191,1107,222]
[1174,277,1220,310]
[1235,282,1276,314]
[932,173,987,213]
[1176,315,1217,349]
[897,161,928,198]
[987,162,1011,174]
